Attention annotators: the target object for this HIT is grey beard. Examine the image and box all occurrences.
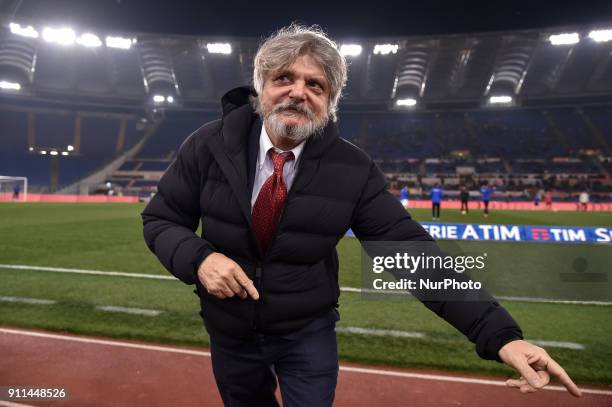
[251,96,328,142]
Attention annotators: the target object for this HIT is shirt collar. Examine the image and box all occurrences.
[257,124,305,169]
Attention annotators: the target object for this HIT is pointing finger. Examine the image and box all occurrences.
[547,358,582,397]
[233,268,259,300]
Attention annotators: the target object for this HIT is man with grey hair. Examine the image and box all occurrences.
[142,24,580,406]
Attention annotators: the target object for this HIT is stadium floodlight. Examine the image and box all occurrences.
[9,22,39,38]
[61,151,69,156]
[106,36,133,49]
[40,150,47,155]
[373,44,399,55]
[589,29,612,43]
[396,98,417,107]
[67,145,74,151]
[488,95,513,104]
[76,33,102,48]
[152,94,165,103]
[166,95,175,103]
[340,44,362,57]
[0,81,21,91]
[50,150,59,156]
[28,147,34,152]
[42,27,76,46]
[207,43,232,54]
[548,33,579,46]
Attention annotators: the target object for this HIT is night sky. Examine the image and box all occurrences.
[6,0,612,38]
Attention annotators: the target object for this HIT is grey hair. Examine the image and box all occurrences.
[253,24,347,122]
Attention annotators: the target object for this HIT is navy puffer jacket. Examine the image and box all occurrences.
[142,87,522,361]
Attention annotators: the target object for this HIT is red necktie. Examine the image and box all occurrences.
[252,149,295,253]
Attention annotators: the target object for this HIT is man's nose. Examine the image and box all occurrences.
[288,81,306,101]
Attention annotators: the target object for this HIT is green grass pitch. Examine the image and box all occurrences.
[0,202,610,384]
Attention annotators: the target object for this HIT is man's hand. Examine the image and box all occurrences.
[197,253,259,300]
[499,340,582,397]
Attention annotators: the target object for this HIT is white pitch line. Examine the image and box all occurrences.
[0,401,38,407]
[336,326,583,350]
[1,263,611,306]
[0,290,584,349]
[95,305,162,317]
[336,326,425,339]
[0,328,210,357]
[531,340,585,350]
[0,296,56,305]
[0,328,610,396]
[0,264,173,280]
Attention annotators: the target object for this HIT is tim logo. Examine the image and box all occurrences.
[531,228,550,241]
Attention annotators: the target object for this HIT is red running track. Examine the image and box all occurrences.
[1,326,610,407]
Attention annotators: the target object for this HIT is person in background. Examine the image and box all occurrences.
[579,190,589,211]
[400,185,410,209]
[534,189,543,207]
[460,185,469,215]
[12,185,20,200]
[544,190,553,210]
[480,182,494,217]
[431,183,442,220]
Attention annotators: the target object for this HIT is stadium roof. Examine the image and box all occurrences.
[1,1,612,112]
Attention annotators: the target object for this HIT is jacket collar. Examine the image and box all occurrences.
[211,87,340,255]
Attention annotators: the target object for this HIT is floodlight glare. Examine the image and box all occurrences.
[67,145,74,151]
[106,36,133,49]
[76,33,102,48]
[548,33,579,46]
[340,44,362,56]
[50,150,59,156]
[9,22,39,38]
[40,150,47,155]
[0,81,21,91]
[589,29,612,43]
[489,95,513,104]
[166,95,175,103]
[42,27,76,46]
[152,95,165,103]
[373,44,399,55]
[206,43,232,54]
[396,98,417,107]
[61,151,69,156]
[28,147,34,151]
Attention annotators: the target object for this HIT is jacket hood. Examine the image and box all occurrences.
[221,86,257,118]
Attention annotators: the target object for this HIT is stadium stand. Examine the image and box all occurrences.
[1,19,610,202]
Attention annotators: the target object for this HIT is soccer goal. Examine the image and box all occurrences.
[0,176,28,202]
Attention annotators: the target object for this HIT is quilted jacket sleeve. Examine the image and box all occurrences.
[141,132,215,285]
[351,162,523,362]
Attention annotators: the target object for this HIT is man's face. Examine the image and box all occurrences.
[259,53,330,143]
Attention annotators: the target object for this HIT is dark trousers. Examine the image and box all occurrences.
[460,200,469,213]
[209,315,339,407]
[432,202,440,218]
[483,200,490,214]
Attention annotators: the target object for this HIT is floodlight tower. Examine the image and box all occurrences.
[0,22,38,95]
[138,37,181,109]
[483,36,539,108]
[392,42,432,109]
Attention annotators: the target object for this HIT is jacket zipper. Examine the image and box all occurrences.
[250,159,303,332]
[252,265,262,330]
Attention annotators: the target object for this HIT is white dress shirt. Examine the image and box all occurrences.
[250,125,305,208]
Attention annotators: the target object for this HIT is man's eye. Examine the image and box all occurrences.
[276,75,290,82]
[309,82,323,91]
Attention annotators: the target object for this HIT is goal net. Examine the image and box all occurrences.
[0,176,28,202]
